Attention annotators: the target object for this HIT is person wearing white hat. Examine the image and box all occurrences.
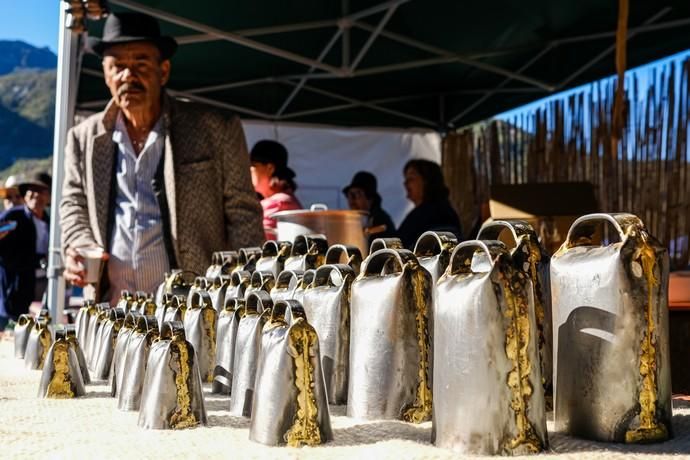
[0,175,24,210]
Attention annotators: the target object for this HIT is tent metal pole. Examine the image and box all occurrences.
[109,0,345,76]
[348,4,398,72]
[447,44,556,126]
[354,21,555,91]
[276,28,344,116]
[557,7,670,89]
[47,3,81,323]
[342,0,351,68]
[281,81,437,126]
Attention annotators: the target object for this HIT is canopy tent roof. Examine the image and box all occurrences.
[75,0,690,130]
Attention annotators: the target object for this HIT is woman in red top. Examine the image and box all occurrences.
[250,140,302,240]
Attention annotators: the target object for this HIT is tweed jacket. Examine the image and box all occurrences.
[60,94,264,278]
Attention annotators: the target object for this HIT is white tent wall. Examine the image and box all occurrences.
[242,120,442,226]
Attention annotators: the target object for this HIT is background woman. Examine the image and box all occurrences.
[343,171,396,245]
[397,159,462,249]
[250,140,302,240]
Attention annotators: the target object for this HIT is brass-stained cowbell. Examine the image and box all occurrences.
[93,307,125,380]
[183,290,217,383]
[206,250,239,279]
[302,263,355,404]
[14,314,35,359]
[413,231,458,387]
[551,213,672,443]
[233,247,263,274]
[212,298,244,395]
[284,234,328,271]
[292,269,316,306]
[229,291,273,417]
[348,248,432,422]
[270,270,304,304]
[225,270,251,303]
[433,240,547,455]
[244,270,276,300]
[325,244,363,275]
[110,311,139,397]
[255,240,293,278]
[38,329,86,399]
[369,237,402,253]
[478,220,553,408]
[118,315,159,411]
[65,324,90,385]
[138,321,207,429]
[25,316,53,370]
[249,300,333,446]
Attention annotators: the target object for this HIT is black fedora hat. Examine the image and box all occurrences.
[343,171,381,202]
[87,12,177,59]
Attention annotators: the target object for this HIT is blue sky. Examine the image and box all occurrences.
[1,0,59,52]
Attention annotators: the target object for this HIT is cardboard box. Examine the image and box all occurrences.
[488,182,598,254]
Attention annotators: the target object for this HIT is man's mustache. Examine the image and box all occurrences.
[117,82,145,96]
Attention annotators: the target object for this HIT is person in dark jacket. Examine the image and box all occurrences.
[343,171,397,245]
[397,159,462,249]
[0,172,51,331]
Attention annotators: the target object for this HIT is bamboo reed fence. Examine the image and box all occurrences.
[443,56,690,268]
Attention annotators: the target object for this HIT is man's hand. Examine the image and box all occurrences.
[64,246,87,287]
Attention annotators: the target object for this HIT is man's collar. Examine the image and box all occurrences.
[99,90,172,134]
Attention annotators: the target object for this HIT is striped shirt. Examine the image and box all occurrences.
[107,112,169,303]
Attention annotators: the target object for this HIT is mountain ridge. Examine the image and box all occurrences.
[0,41,57,172]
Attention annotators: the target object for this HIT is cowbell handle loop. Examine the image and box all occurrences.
[325,244,362,265]
[160,320,186,341]
[245,291,274,315]
[448,240,508,276]
[271,299,308,324]
[261,240,280,257]
[413,231,458,258]
[312,264,355,288]
[564,213,641,249]
[361,248,417,277]
[275,270,304,289]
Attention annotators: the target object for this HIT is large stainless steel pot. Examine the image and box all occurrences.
[272,204,369,256]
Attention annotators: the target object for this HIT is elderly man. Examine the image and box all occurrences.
[61,12,263,302]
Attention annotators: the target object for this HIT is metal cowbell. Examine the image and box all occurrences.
[255,240,293,278]
[38,329,86,399]
[118,315,159,411]
[229,291,273,417]
[212,298,244,395]
[249,300,333,447]
[14,314,35,359]
[478,219,553,407]
[284,234,328,272]
[183,290,217,383]
[551,213,672,443]
[138,321,207,429]
[433,240,547,455]
[302,263,355,404]
[348,248,432,422]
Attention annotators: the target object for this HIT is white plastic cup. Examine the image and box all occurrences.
[75,247,105,284]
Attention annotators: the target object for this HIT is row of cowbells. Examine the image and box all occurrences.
[77,300,209,429]
[153,289,334,445]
